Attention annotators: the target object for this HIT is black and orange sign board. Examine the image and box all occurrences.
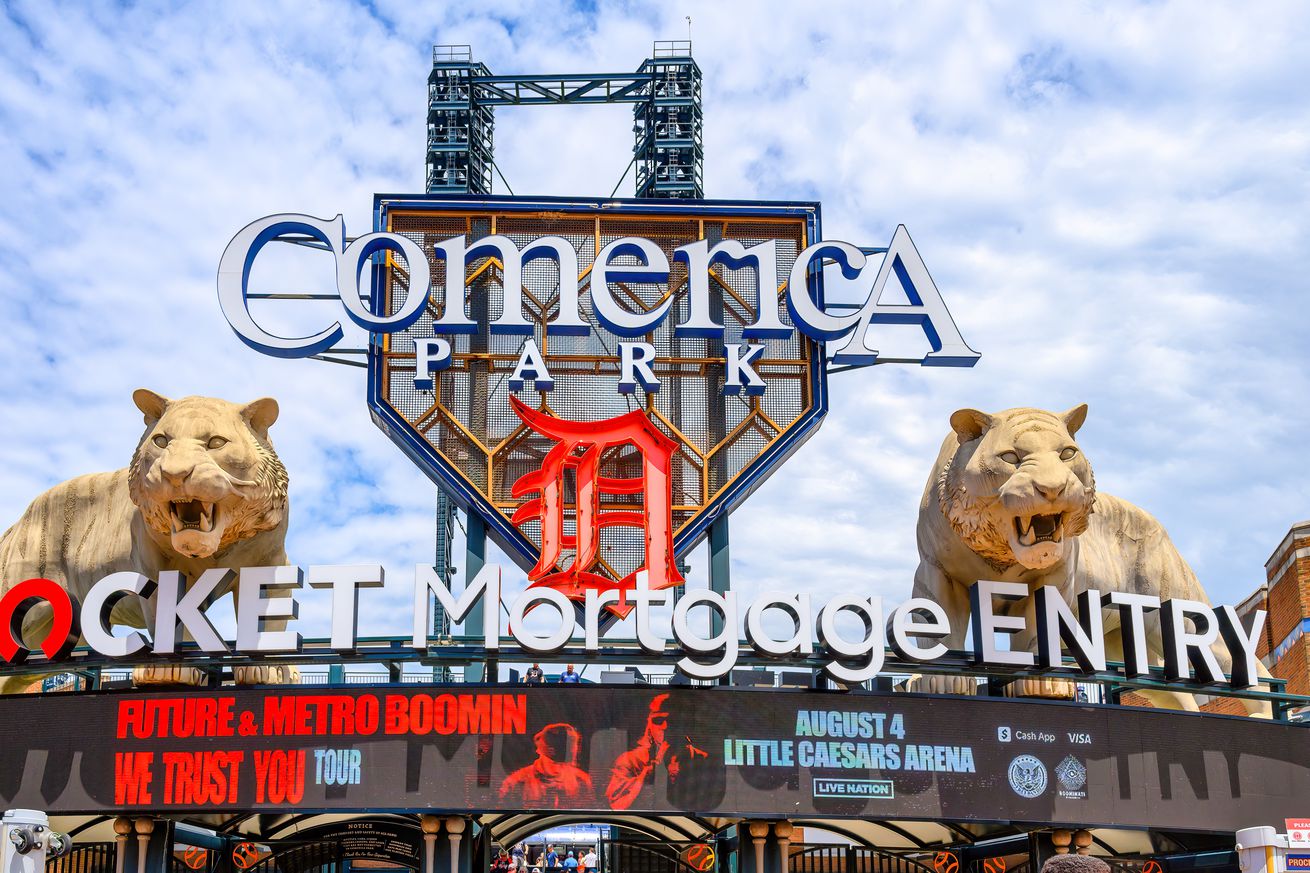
[291,820,422,871]
[0,686,1307,832]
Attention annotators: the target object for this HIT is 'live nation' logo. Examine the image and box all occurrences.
[813,778,894,799]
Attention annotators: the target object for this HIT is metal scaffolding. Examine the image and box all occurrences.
[425,40,703,199]
[634,42,703,199]
[426,41,706,646]
[431,488,455,682]
[426,45,495,195]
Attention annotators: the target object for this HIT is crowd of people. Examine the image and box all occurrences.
[492,844,599,873]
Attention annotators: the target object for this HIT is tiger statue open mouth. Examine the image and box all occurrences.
[0,389,292,693]
[129,391,287,560]
[911,403,1271,717]
[933,406,1094,572]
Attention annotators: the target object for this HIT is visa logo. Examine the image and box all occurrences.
[1067,732,1092,744]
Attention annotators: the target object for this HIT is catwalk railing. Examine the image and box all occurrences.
[5,634,1306,721]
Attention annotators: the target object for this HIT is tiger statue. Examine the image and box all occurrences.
[911,403,1270,716]
[0,389,293,694]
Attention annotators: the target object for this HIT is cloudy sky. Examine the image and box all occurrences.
[2,1,1308,653]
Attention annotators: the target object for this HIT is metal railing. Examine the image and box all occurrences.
[10,636,1305,720]
[46,843,114,873]
[433,45,473,63]
[652,40,692,58]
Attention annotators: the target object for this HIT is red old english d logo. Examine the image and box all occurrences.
[509,396,684,616]
[0,577,81,664]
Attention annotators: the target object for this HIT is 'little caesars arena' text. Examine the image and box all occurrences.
[725,709,975,773]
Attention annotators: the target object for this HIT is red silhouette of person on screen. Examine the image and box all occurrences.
[500,723,595,808]
[606,694,708,810]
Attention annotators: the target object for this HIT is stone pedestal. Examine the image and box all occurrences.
[1001,677,1076,700]
[900,674,981,695]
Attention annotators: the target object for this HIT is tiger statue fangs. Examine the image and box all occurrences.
[910,403,1270,717]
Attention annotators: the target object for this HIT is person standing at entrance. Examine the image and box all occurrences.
[582,849,598,873]
[546,846,559,870]
[512,844,526,871]
[564,852,579,872]
[525,663,545,684]
[560,664,580,683]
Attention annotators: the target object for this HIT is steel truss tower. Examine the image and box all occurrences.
[426,41,704,656]
[633,45,703,198]
[426,46,495,195]
[426,40,703,198]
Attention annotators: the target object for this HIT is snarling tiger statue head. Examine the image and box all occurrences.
[127,389,288,560]
[936,404,1096,571]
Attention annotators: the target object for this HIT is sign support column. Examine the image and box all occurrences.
[710,515,730,636]
[464,513,490,681]
[709,507,731,686]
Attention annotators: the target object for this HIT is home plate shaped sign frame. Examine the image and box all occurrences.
[366,195,830,590]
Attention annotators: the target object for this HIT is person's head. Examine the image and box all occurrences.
[567,852,574,858]
[533,723,581,765]
[646,693,671,744]
[567,664,574,672]
[533,663,540,669]
[499,850,508,858]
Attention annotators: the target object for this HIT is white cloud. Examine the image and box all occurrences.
[1,0,1308,652]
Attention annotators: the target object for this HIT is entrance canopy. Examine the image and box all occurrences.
[50,812,1162,859]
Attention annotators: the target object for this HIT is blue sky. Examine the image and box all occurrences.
[1,1,1308,643]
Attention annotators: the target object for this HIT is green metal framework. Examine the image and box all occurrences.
[634,44,703,199]
[424,42,704,199]
[426,45,495,195]
[5,638,1306,722]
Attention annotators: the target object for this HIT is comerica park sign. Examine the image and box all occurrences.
[0,565,1267,686]
[216,196,980,608]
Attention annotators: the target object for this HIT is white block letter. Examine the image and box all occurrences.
[618,342,660,394]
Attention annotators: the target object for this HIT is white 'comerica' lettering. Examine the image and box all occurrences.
[219,214,979,375]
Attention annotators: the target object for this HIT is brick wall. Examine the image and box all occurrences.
[1195,522,1310,714]
[1274,636,1309,698]
[1268,554,1310,641]
[1263,522,1310,698]
[1201,696,1249,717]
[1123,691,1247,715]
[1120,691,1154,709]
